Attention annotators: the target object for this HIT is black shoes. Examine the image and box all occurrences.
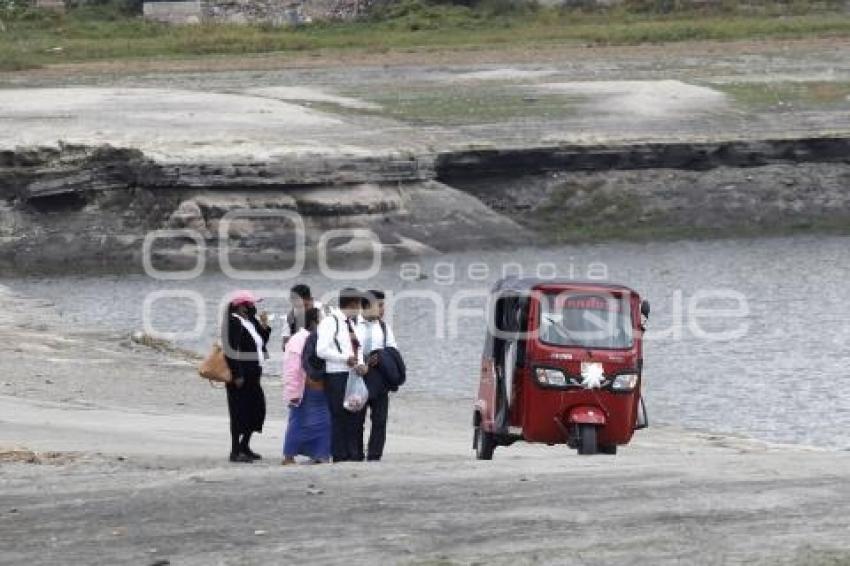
[242,448,262,461]
[229,445,262,463]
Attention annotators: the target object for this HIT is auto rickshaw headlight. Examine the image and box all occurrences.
[535,368,567,386]
[611,373,639,391]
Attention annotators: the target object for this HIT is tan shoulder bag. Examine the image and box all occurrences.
[198,343,232,384]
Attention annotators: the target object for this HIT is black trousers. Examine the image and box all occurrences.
[355,392,389,461]
[325,372,361,462]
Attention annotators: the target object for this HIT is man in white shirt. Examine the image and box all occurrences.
[354,289,398,461]
[316,288,366,462]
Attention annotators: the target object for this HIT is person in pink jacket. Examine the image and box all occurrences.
[282,308,330,465]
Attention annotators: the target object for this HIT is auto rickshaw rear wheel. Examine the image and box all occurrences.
[576,424,598,456]
[599,444,617,455]
[474,425,496,460]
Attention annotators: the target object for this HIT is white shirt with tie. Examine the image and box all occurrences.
[316,308,363,374]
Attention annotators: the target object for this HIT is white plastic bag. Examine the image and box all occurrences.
[343,371,368,412]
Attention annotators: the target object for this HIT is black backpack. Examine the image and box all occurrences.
[301,317,340,380]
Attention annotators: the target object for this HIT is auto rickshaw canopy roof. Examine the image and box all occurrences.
[491,277,638,295]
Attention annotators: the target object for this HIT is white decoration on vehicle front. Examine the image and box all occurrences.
[580,362,605,389]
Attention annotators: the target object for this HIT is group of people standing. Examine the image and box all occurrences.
[221,285,404,465]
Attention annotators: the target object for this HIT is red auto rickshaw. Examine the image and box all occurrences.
[473,278,649,459]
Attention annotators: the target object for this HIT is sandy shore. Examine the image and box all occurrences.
[1,284,850,565]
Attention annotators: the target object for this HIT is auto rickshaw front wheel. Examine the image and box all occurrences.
[474,425,496,460]
[576,424,598,456]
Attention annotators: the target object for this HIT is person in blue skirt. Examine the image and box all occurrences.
[281,308,331,465]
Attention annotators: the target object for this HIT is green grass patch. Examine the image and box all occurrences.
[1,1,850,72]
[327,85,581,125]
[718,81,850,110]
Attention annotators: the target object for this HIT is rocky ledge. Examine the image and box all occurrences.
[1,136,849,275]
[0,143,526,274]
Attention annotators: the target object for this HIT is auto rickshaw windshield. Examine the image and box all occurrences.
[539,291,634,349]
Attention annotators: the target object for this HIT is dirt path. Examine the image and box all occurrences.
[2,394,849,565]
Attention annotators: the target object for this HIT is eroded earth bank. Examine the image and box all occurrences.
[2,137,850,274]
[2,39,849,273]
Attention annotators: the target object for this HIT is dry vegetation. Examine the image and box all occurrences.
[1,0,849,71]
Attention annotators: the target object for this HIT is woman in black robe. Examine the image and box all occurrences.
[222,292,271,463]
